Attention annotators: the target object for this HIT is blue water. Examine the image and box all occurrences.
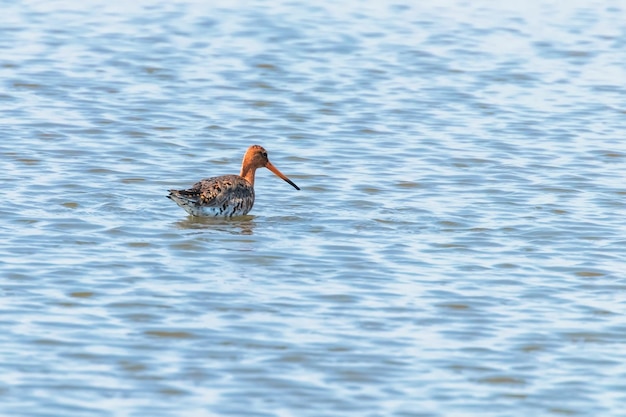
[1,0,625,416]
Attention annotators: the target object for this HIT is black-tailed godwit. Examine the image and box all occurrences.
[168,145,300,217]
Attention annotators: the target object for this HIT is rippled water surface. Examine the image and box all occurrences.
[2,0,626,416]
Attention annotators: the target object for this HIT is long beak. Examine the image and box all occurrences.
[266,161,300,190]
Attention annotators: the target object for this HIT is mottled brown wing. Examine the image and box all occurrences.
[186,175,252,207]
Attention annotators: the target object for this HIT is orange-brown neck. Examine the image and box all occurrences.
[240,164,258,186]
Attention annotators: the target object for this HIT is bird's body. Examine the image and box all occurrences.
[168,175,255,217]
[168,145,299,217]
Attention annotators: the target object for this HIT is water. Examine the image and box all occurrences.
[1,0,625,416]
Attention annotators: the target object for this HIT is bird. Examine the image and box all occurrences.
[167,145,300,217]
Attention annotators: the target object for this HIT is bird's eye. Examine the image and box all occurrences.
[262,152,268,158]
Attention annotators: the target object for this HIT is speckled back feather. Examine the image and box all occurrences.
[168,175,254,217]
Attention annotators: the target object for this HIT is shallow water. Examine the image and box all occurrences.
[1,0,626,416]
